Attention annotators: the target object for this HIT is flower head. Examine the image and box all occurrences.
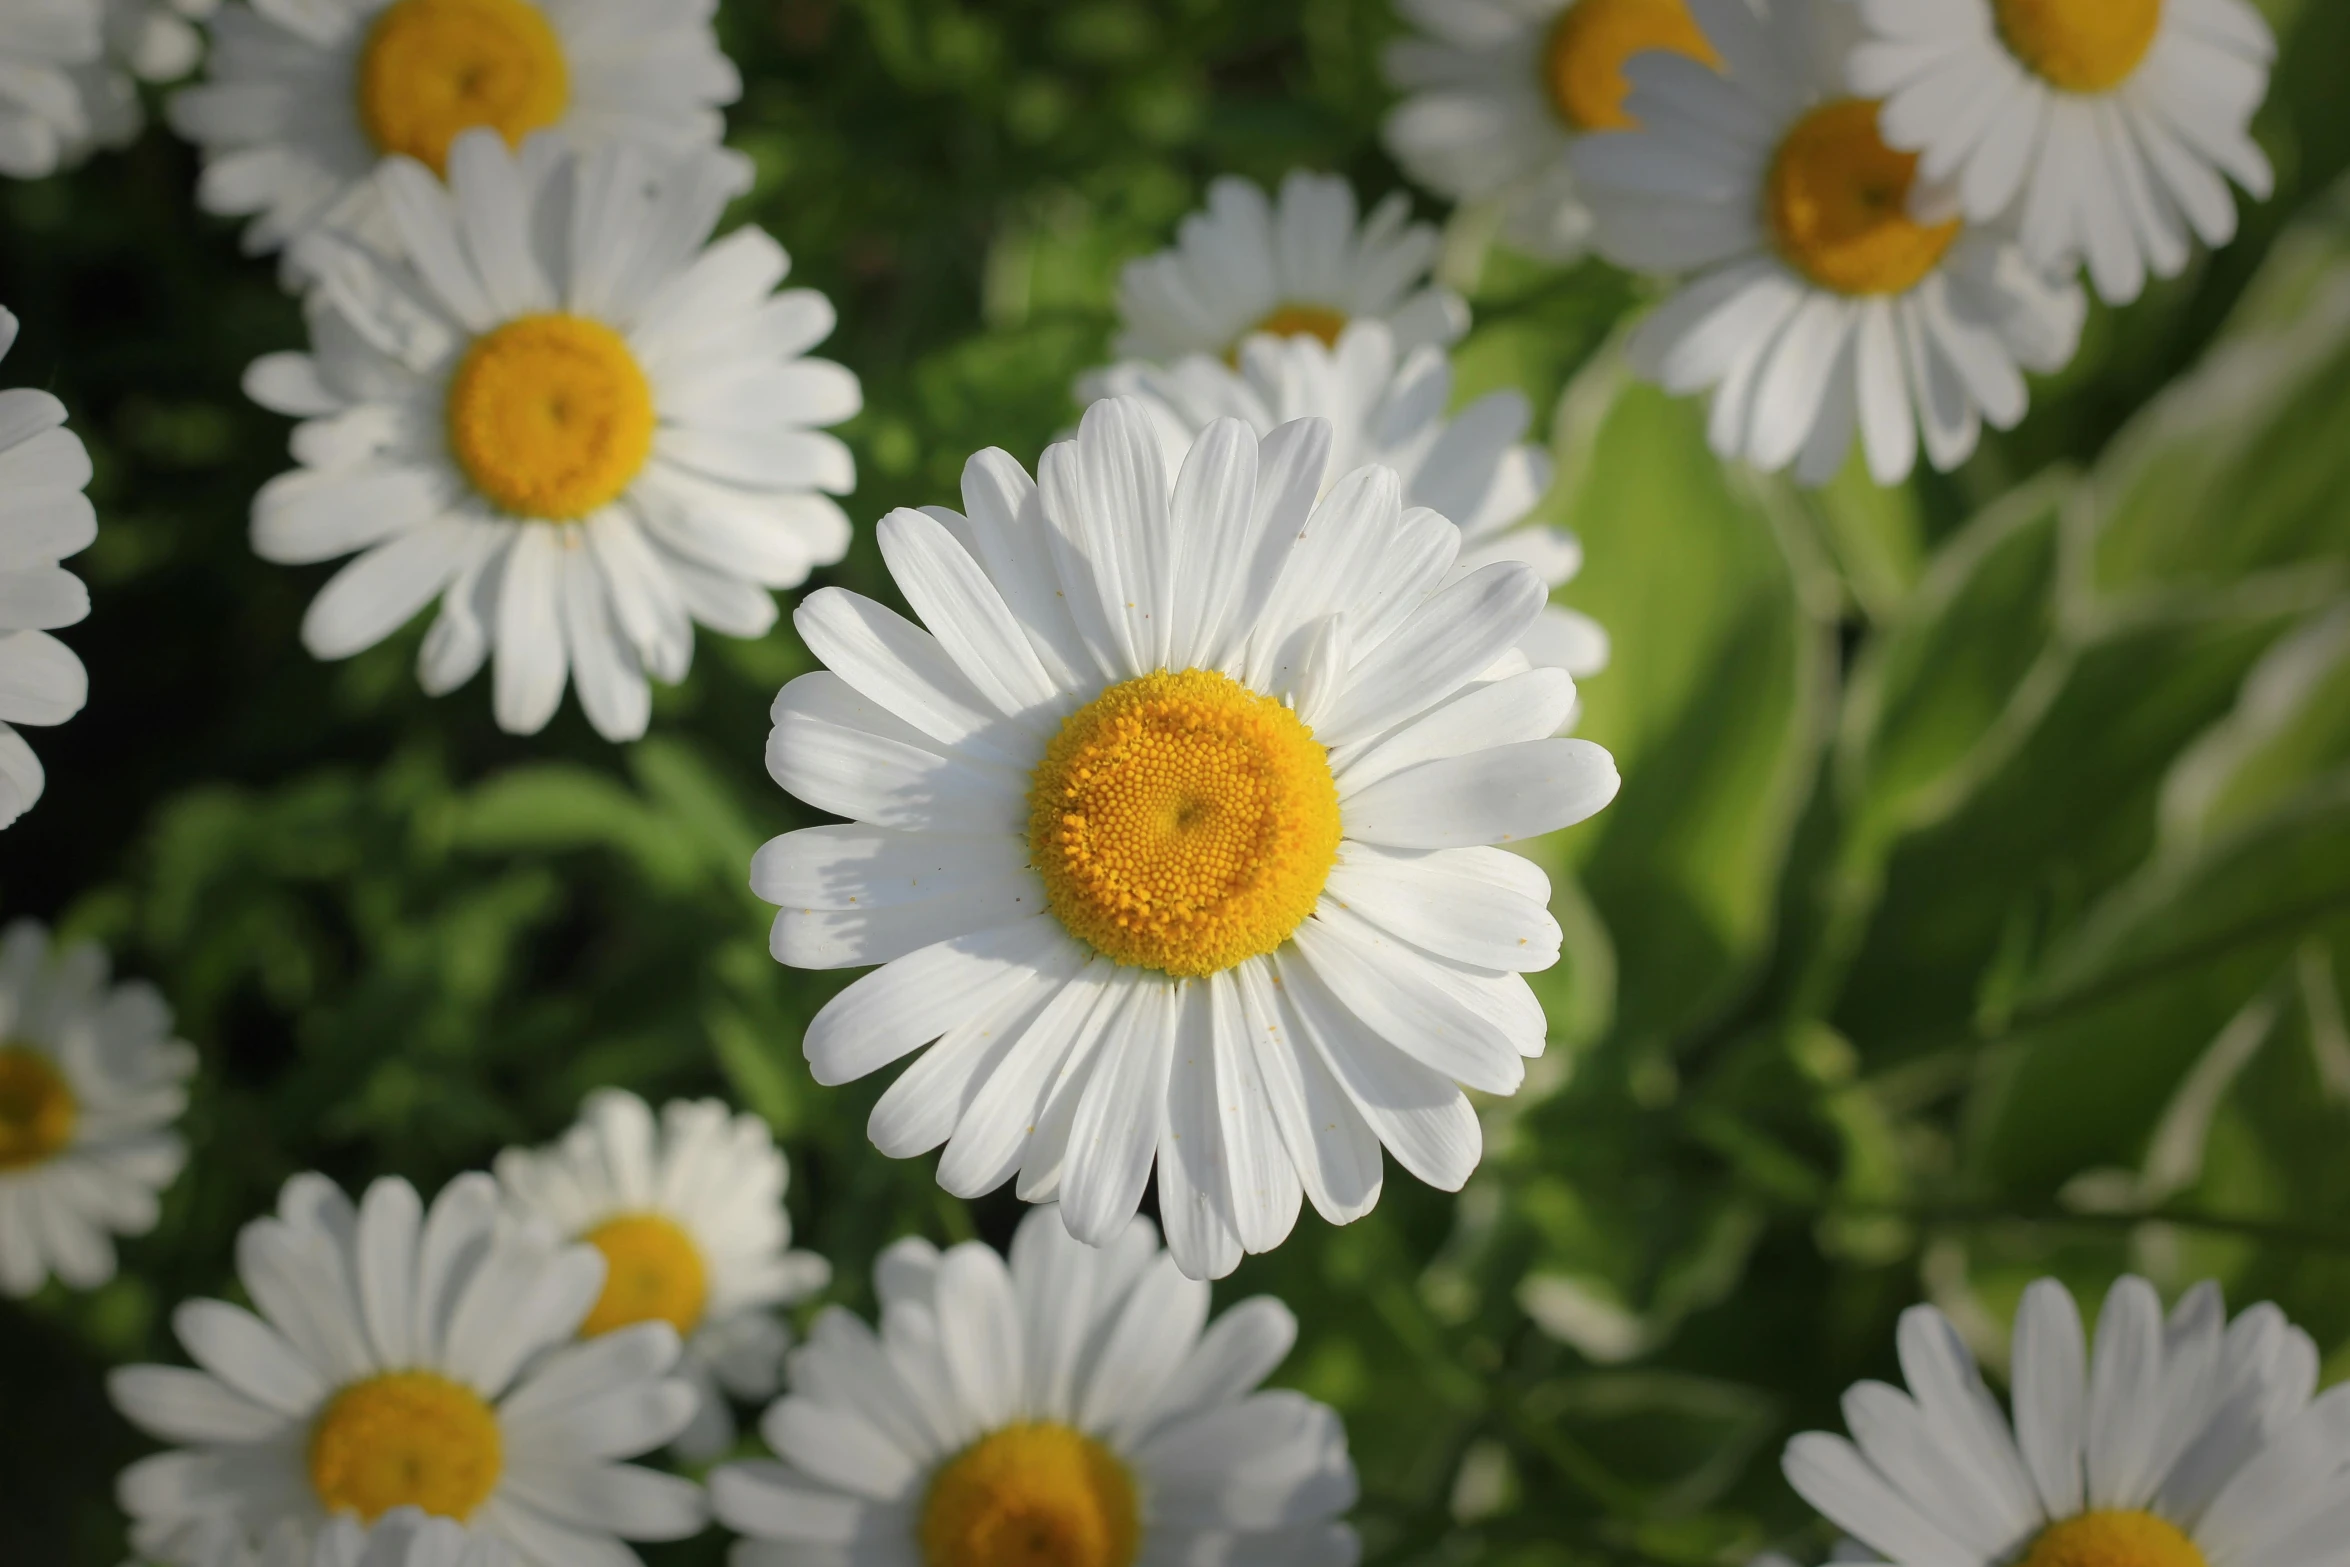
[0,306,95,827]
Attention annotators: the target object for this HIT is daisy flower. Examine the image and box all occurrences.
[753,397,1620,1280]
[1569,0,2088,484]
[1382,0,1725,261]
[66,0,219,160]
[1111,170,1468,367]
[496,1089,833,1461]
[712,1204,1360,1567]
[1784,1276,2350,1567]
[111,1170,707,1567]
[0,0,100,178]
[0,307,96,827]
[0,919,194,1297]
[1083,318,1610,678]
[167,0,739,262]
[245,129,860,742]
[1848,0,2277,306]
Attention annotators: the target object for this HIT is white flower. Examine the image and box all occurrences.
[110,1170,708,1567]
[65,0,220,160]
[237,1508,523,1567]
[0,307,96,827]
[1112,170,1468,366]
[1848,0,2276,306]
[244,129,861,742]
[1570,0,2087,484]
[1083,319,1610,678]
[754,397,1620,1280]
[1382,0,1727,261]
[0,0,101,178]
[712,1205,1360,1567]
[496,1089,833,1462]
[167,0,739,263]
[1784,1276,2350,1567]
[0,919,194,1297]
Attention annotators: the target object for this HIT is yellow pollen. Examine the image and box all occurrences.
[1027,668,1341,979]
[921,1422,1141,1567]
[2020,1511,2209,1567]
[1543,0,1720,132]
[308,1371,502,1523]
[445,313,655,520]
[356,0,569,176]
[578,1212,710,1338]
[1766,99,1961,296]
[0,1045,75,1172]
[1995,0,2163,95]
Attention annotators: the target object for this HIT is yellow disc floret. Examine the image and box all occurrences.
[2020,1511,2209,1567]
[308,1370,503,1523]
[0,1046,75,1172]
[921,1422,1141,1567]
[1242,303,1351,351]
[1543,0,1720,132]
[578,1212,710,1338]
[1027,669,1341,978]
[445,313,656,521]
[1766,99,1962,297]
[356,0,570,176]
[1996,0,2163,95]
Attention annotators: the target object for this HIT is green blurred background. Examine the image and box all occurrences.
[6,0,2350,1560]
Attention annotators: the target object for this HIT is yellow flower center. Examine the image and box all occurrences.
[1027,669,1341,979]
[308,1371,503,1523]
[2020,1511,2209,1567]
[0,1045,76,1172]
[356,0,569,176]
[578,1212,710,1338]
[1543,0,1720,132]
[920,1422,1141,1567]
[1240,303,1351,354]
[1995,0,2163,94]
[1766,99,1962,296]
[444,313,656,521]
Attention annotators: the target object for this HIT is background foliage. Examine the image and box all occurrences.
[7,0,2350,1561]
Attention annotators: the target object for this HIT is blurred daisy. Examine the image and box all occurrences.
[1085,319,1610,678]
[246,130,860,742]
[754,397,1619,1280]
[1112,170,1467,366]
[66,0,219,159]
[0,919,194,1297]
[168,0,738,261]
[1571,0,2086,484]
[1383,0,1723,261]
[496,1089,832,1461]
[0,0,100,177]
[1784,1276,2350,1567]
[111,1171,706,1567]
[1849,0,2277,305]
[712,1205,1360,1567]
[0,307,96,827]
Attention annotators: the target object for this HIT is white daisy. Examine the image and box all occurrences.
[0,306,96,827]
[0,0,101,178]
[1784,1276,2350,1567]
[167,0,739,263]
[65,0,220,160]
[1848,0,2277,306]
[753,397,1620,1280]
[0,919,194,1297]
[110,1170,708,1567]
[1111,170,1468,367]
[496,1089,833,1462]
[1381,0,1727,261]
[1083,319,1610,678]
[1569,0,2088,485]
[244,129,861,742]
[711,1204,1361,1567]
